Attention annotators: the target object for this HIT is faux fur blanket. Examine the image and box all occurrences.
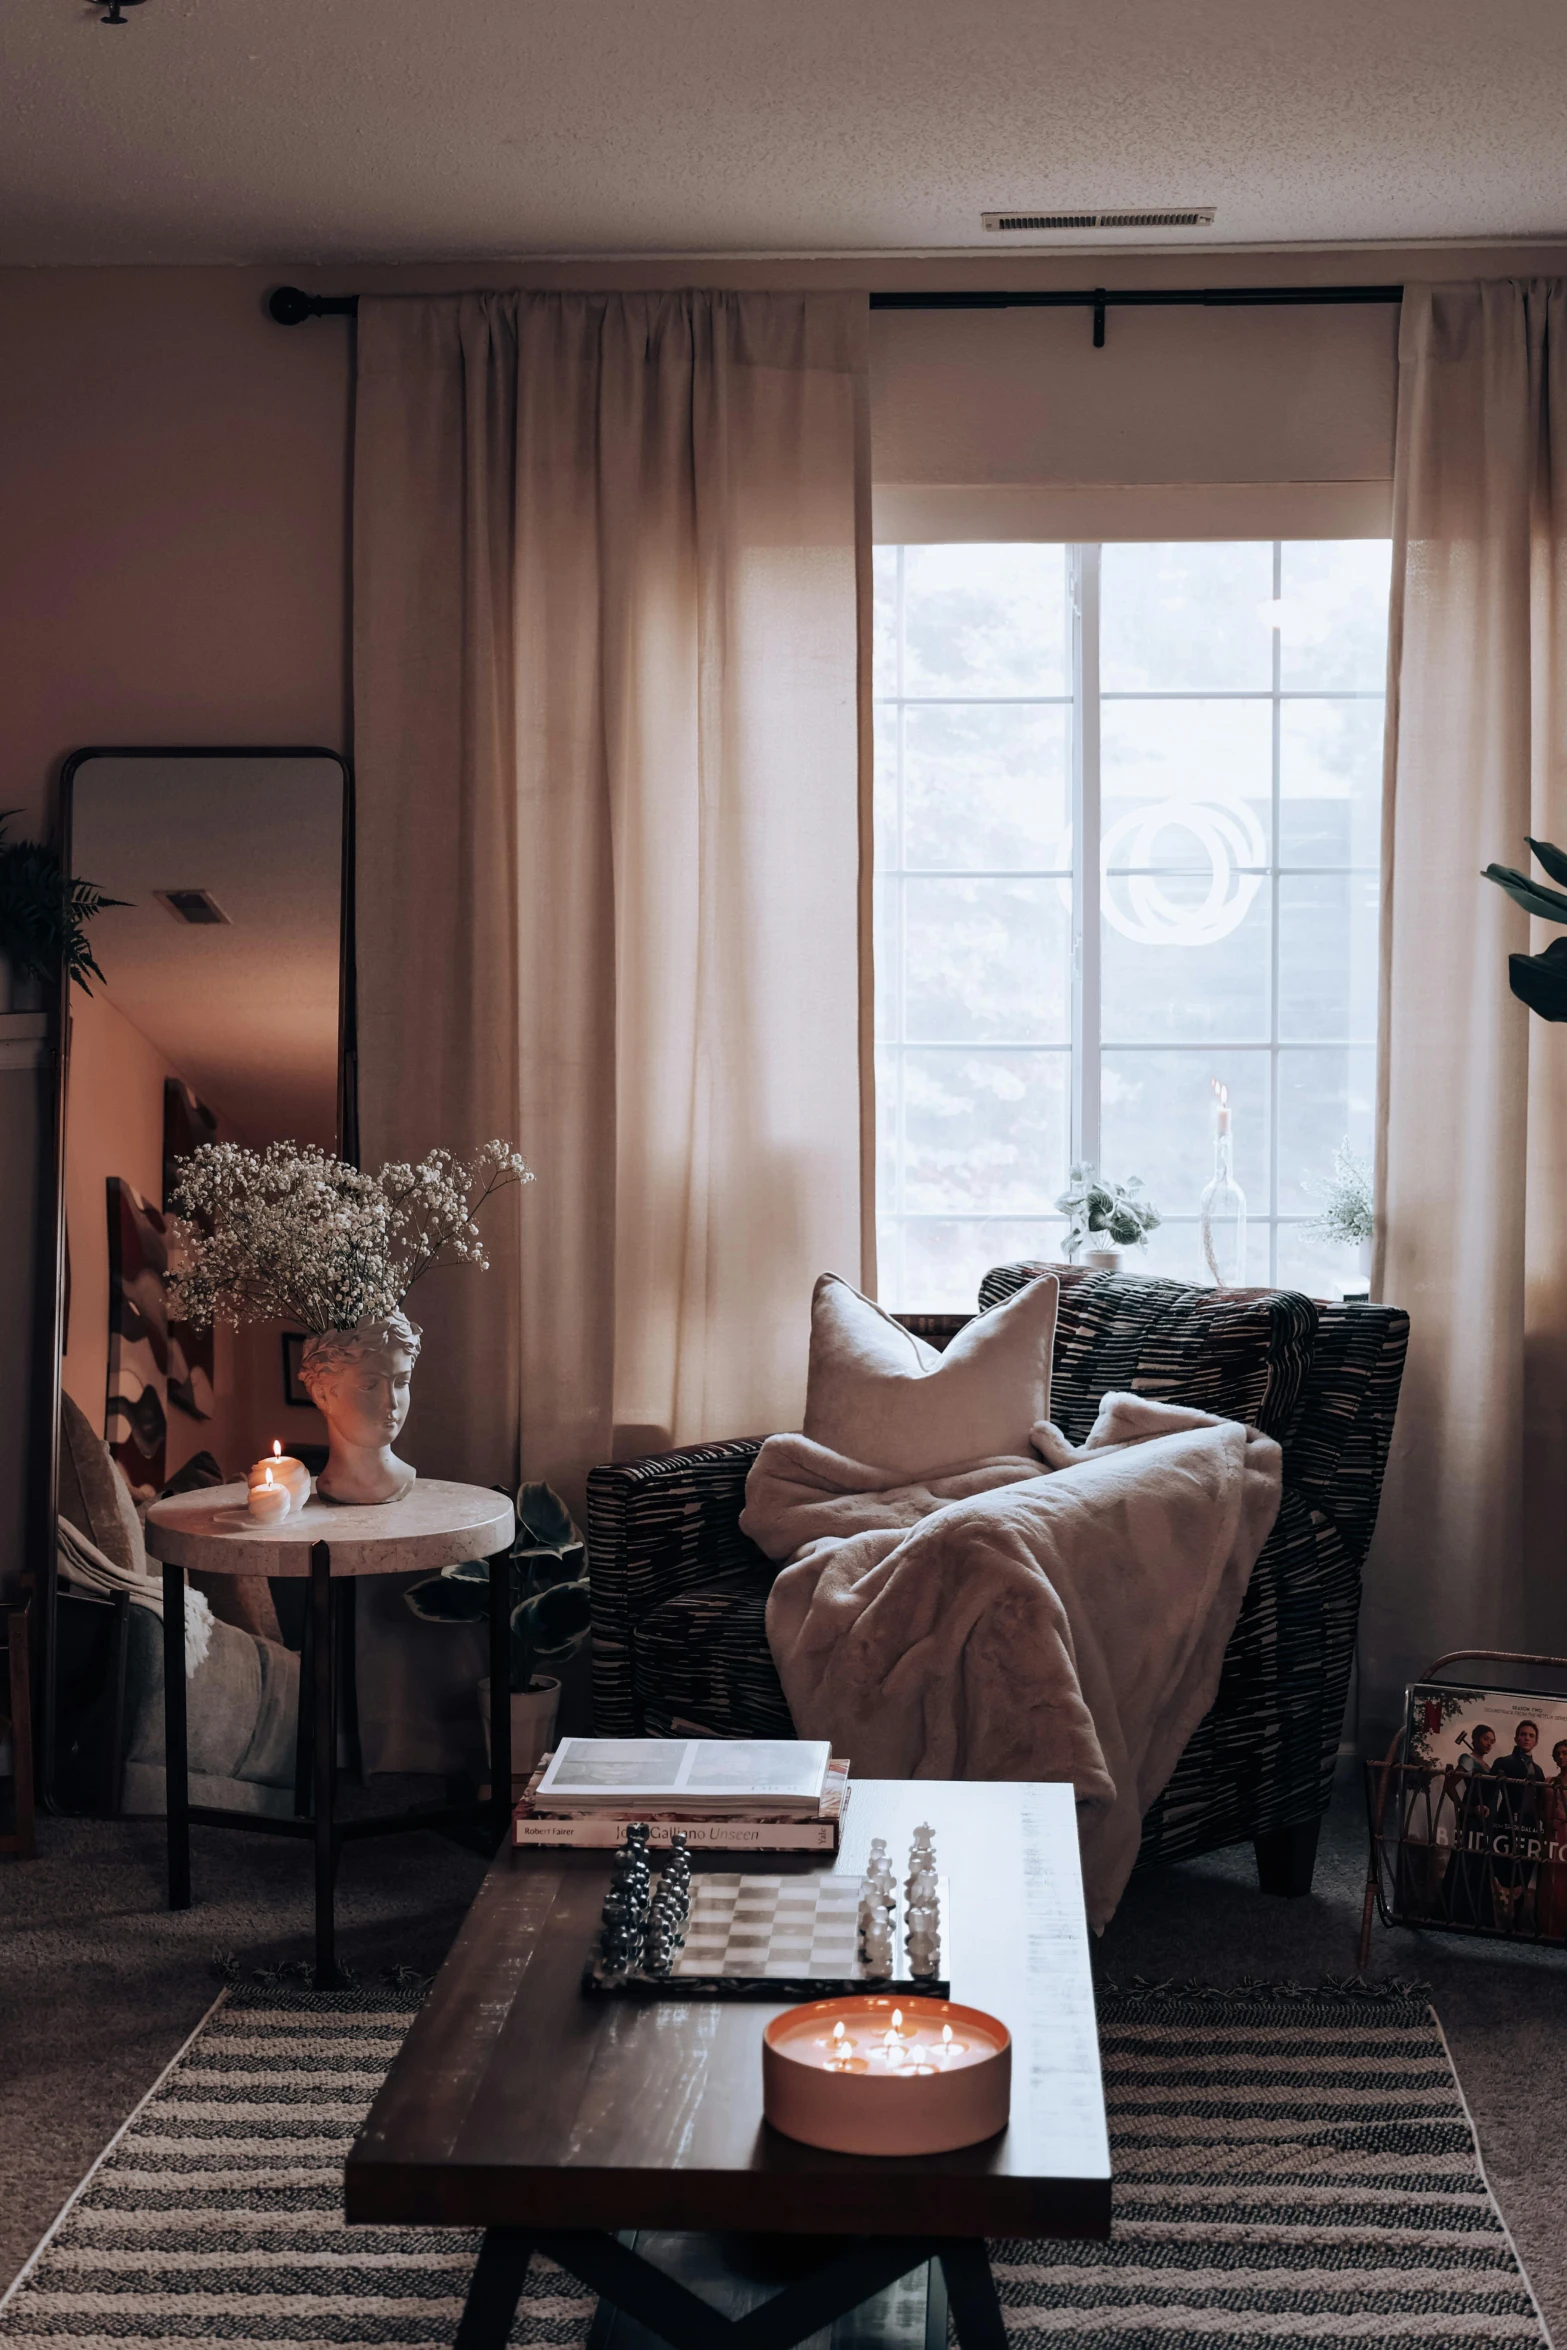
[743,1394,1283,1927]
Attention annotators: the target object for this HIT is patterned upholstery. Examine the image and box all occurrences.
[587,1265,1408,1873]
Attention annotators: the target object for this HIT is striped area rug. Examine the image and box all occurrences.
[0,1985,1548,2350]
[994,1988,1549,2347]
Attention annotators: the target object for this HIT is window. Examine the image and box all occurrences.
[873,539,1390,1311]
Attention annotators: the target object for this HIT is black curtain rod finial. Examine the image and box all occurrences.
[268,286,359,327]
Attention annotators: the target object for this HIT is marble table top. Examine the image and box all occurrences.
[143,1479,516,1579]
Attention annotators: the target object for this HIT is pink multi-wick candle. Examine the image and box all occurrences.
[762,1995,1011,2156]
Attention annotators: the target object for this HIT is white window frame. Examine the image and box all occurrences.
[875,538,1385,1300]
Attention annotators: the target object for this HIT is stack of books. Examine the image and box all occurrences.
[511,1735,850,1851]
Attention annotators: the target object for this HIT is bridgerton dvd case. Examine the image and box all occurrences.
[1390,1682,1567,1942]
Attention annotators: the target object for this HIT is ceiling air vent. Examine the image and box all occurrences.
[155,888,232,926]
[982,207,1216,233]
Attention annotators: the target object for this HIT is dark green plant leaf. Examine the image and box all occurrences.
[441,1555,491,1587]
[403,1573,487,1624]
[517,1479,579,1551]
[519,1540,586,1590]
[1482,863,1567,925]
[1528,837,1567,889]
[0,812,126,994]
[1509,939,1567,1020]
[514,1582,594,1657]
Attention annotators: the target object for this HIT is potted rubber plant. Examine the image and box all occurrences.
[404,1480,592,1788]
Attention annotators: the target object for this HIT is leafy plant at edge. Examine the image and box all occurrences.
[0,811,125,993]
[1482,836,1567,1020]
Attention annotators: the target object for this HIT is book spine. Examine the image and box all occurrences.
[512,1816,841,1851]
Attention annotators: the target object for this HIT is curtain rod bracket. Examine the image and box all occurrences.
[1092,290,1107,349]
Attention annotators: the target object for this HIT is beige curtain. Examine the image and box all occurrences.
[353,291,867,1518]
[1368,280,1567,1728]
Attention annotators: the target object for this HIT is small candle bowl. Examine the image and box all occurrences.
[763,1996,1010,2157]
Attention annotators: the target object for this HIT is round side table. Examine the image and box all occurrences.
[144,1478,516,1987]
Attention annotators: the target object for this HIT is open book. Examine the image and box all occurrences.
[532,1736,832,1816]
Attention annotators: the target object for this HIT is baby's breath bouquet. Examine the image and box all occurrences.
[166,1139,532,1334]
[1302,1139,1374,1251]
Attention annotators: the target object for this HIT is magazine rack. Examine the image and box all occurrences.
[1359,1646,1567,1970]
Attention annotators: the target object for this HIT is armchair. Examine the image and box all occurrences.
[587,1266,1408,1896]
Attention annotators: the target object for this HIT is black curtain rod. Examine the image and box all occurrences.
[268,280,1402,348]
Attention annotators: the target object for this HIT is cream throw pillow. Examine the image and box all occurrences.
[802,1272,1059,1479]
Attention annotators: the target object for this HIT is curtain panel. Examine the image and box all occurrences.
[1368,280,1567,1728]
[353,290,866,1506]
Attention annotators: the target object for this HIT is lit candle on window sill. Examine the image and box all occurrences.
[763,1996,1009,2155]
[248,1440,311,1511]
[246,1466,292,1525]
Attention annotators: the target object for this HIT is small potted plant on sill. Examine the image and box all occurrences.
[1303,1138,1375,1301]
[404,1479,592,1790]
[1055,1164,1161,1271]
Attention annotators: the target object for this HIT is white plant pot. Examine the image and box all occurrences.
[479,1674,561,1790]
[1085,1248,1122,1272]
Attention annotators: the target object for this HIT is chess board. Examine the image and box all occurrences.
[583,1871,950,1999]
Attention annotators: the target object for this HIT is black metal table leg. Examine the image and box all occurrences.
[293,1568,315,1819]
[162,1560,190,1909]
[310,1540,338,1989]
[936,2242,1006,2350]
[455,2228,535,2350]
[488,1539,513,1841]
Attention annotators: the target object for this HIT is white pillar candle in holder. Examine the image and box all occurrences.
[247,1440,312,1512]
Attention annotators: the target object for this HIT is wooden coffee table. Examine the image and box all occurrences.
[347,1780,1109,2350]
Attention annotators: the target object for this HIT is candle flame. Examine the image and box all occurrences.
[1211,1079,1228,1106]
[891,2009,903,2033]
[272,1439,283,1458]
[832,2021,845,2043]
[263,1466,276,1489]
[942,2024,953,2043]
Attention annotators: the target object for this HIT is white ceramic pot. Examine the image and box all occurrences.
[479,1674,561,1789]
[1085,1247,1122,1272]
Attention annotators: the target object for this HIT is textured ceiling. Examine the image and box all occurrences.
[3,0,1567,267]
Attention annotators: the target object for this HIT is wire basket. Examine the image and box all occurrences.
[1358,1647,1567,1969]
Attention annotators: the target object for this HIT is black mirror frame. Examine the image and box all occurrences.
[32,744,355,1814]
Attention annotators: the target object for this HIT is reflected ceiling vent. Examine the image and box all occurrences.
[155,888,231,926]
[981,207,1216,232]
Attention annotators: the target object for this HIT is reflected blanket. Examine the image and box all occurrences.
[743,1393,1282,1926]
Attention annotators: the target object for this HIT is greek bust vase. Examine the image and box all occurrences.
[299,1312,421,1506]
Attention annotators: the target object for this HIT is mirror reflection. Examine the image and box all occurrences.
[60,754,348,1502]
[49,750,349,1814]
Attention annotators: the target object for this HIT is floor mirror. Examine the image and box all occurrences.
[39,747,353,1811]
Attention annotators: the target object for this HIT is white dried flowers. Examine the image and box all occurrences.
[166,1139,532,1334]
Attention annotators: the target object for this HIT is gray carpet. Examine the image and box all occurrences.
[2,1770,1564,2341]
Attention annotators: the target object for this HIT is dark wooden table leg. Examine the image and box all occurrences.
[455,2228,535,2350]
[162,1561,190,1908]
[936,2242,1006,2350]
[488,1540,512,1842]
[310,1541,338,1990]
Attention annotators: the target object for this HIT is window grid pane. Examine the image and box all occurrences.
[874,540,1387,1311]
